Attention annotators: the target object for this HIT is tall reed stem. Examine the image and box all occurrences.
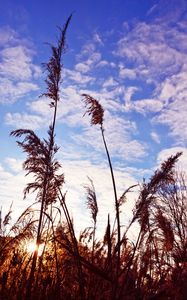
[26,16,72,299]
[100,125,120,298]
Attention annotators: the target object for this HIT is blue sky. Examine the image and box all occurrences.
[0,0,187,236]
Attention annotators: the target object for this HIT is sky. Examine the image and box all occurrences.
[0,0,187,238]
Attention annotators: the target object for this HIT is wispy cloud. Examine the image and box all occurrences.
[128,98,163,114]
[150,0,187,24]
[0,27,18,46]
[112,12,187,148]
[72,109,146,162]
[0,79,38,104]
[151,131,160,144]
[75,62,90,73]
[5,157,23,173]
[116,21,187,81]
[153,68,187,144]
[102,76,118,88]
[0,46,40,80]
[64,68,94,85]
[123,86,139,109]
[93,32,104,46]
[0,161,33,224]
[119,64,137,80]
[0,27,41,103]
[5,112,45,130]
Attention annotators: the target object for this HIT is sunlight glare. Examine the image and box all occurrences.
[26,241,44,257]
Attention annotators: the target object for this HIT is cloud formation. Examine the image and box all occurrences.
[0,27,41,103]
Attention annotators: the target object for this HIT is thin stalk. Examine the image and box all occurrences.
[91,222,96,264]
[50,209,61,295]
[87,221,97,300]
[26,107,57,299]
[100,125,120,298]
[35,216,50,292]
[26,16,71,299]
[117,226,143,300]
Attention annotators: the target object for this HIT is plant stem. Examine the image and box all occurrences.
[100,125,120,298]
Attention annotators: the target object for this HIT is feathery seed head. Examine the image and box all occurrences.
[82,94,104,126]
[84,177,98,224]
[42,15,72,107]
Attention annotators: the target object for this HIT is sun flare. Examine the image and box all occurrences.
[25,241,44,257]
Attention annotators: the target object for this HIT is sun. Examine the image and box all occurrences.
[25,240,44,257]
[27,242,37,253]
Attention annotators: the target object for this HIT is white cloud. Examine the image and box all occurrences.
[119,66,137,79]
[154,101,187,143]
[75,34,103,75]
[159,80,176,102]
[64,68,94,85]
[116,21,187,81]
[158,68,187,102]
[0,163,34,227]
[56,84,147,162]
[28,97,53,117]
[5,157,23,173]
[5,112,45,130]
[112,139,146,161]
[79,42,96,58]
[0,27,41,104]
[96,60,109,68]
[86,52,102,66]
[0,46,33,80]
[146,4,158,16]
[110,62,116,68]
[93,33,103,46]
[72,110,146,161]
[124,86,138,108]
[0,78,38,103]
[151,131,160,144]
[75,62,90,73]
[0,27,18,46]
[153,68,187,143]
[150,0,187,25]
[102,77,118,88]
[131,98,163,114]
[24,86,87,130]
[71,48,102,81]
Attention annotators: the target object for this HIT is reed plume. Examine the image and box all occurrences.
[82,94,104,126]
[84,177,98,224]
[82,93,120,298]
[11,16,72,300]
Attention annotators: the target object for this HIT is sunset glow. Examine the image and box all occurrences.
[25,241,44,257]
